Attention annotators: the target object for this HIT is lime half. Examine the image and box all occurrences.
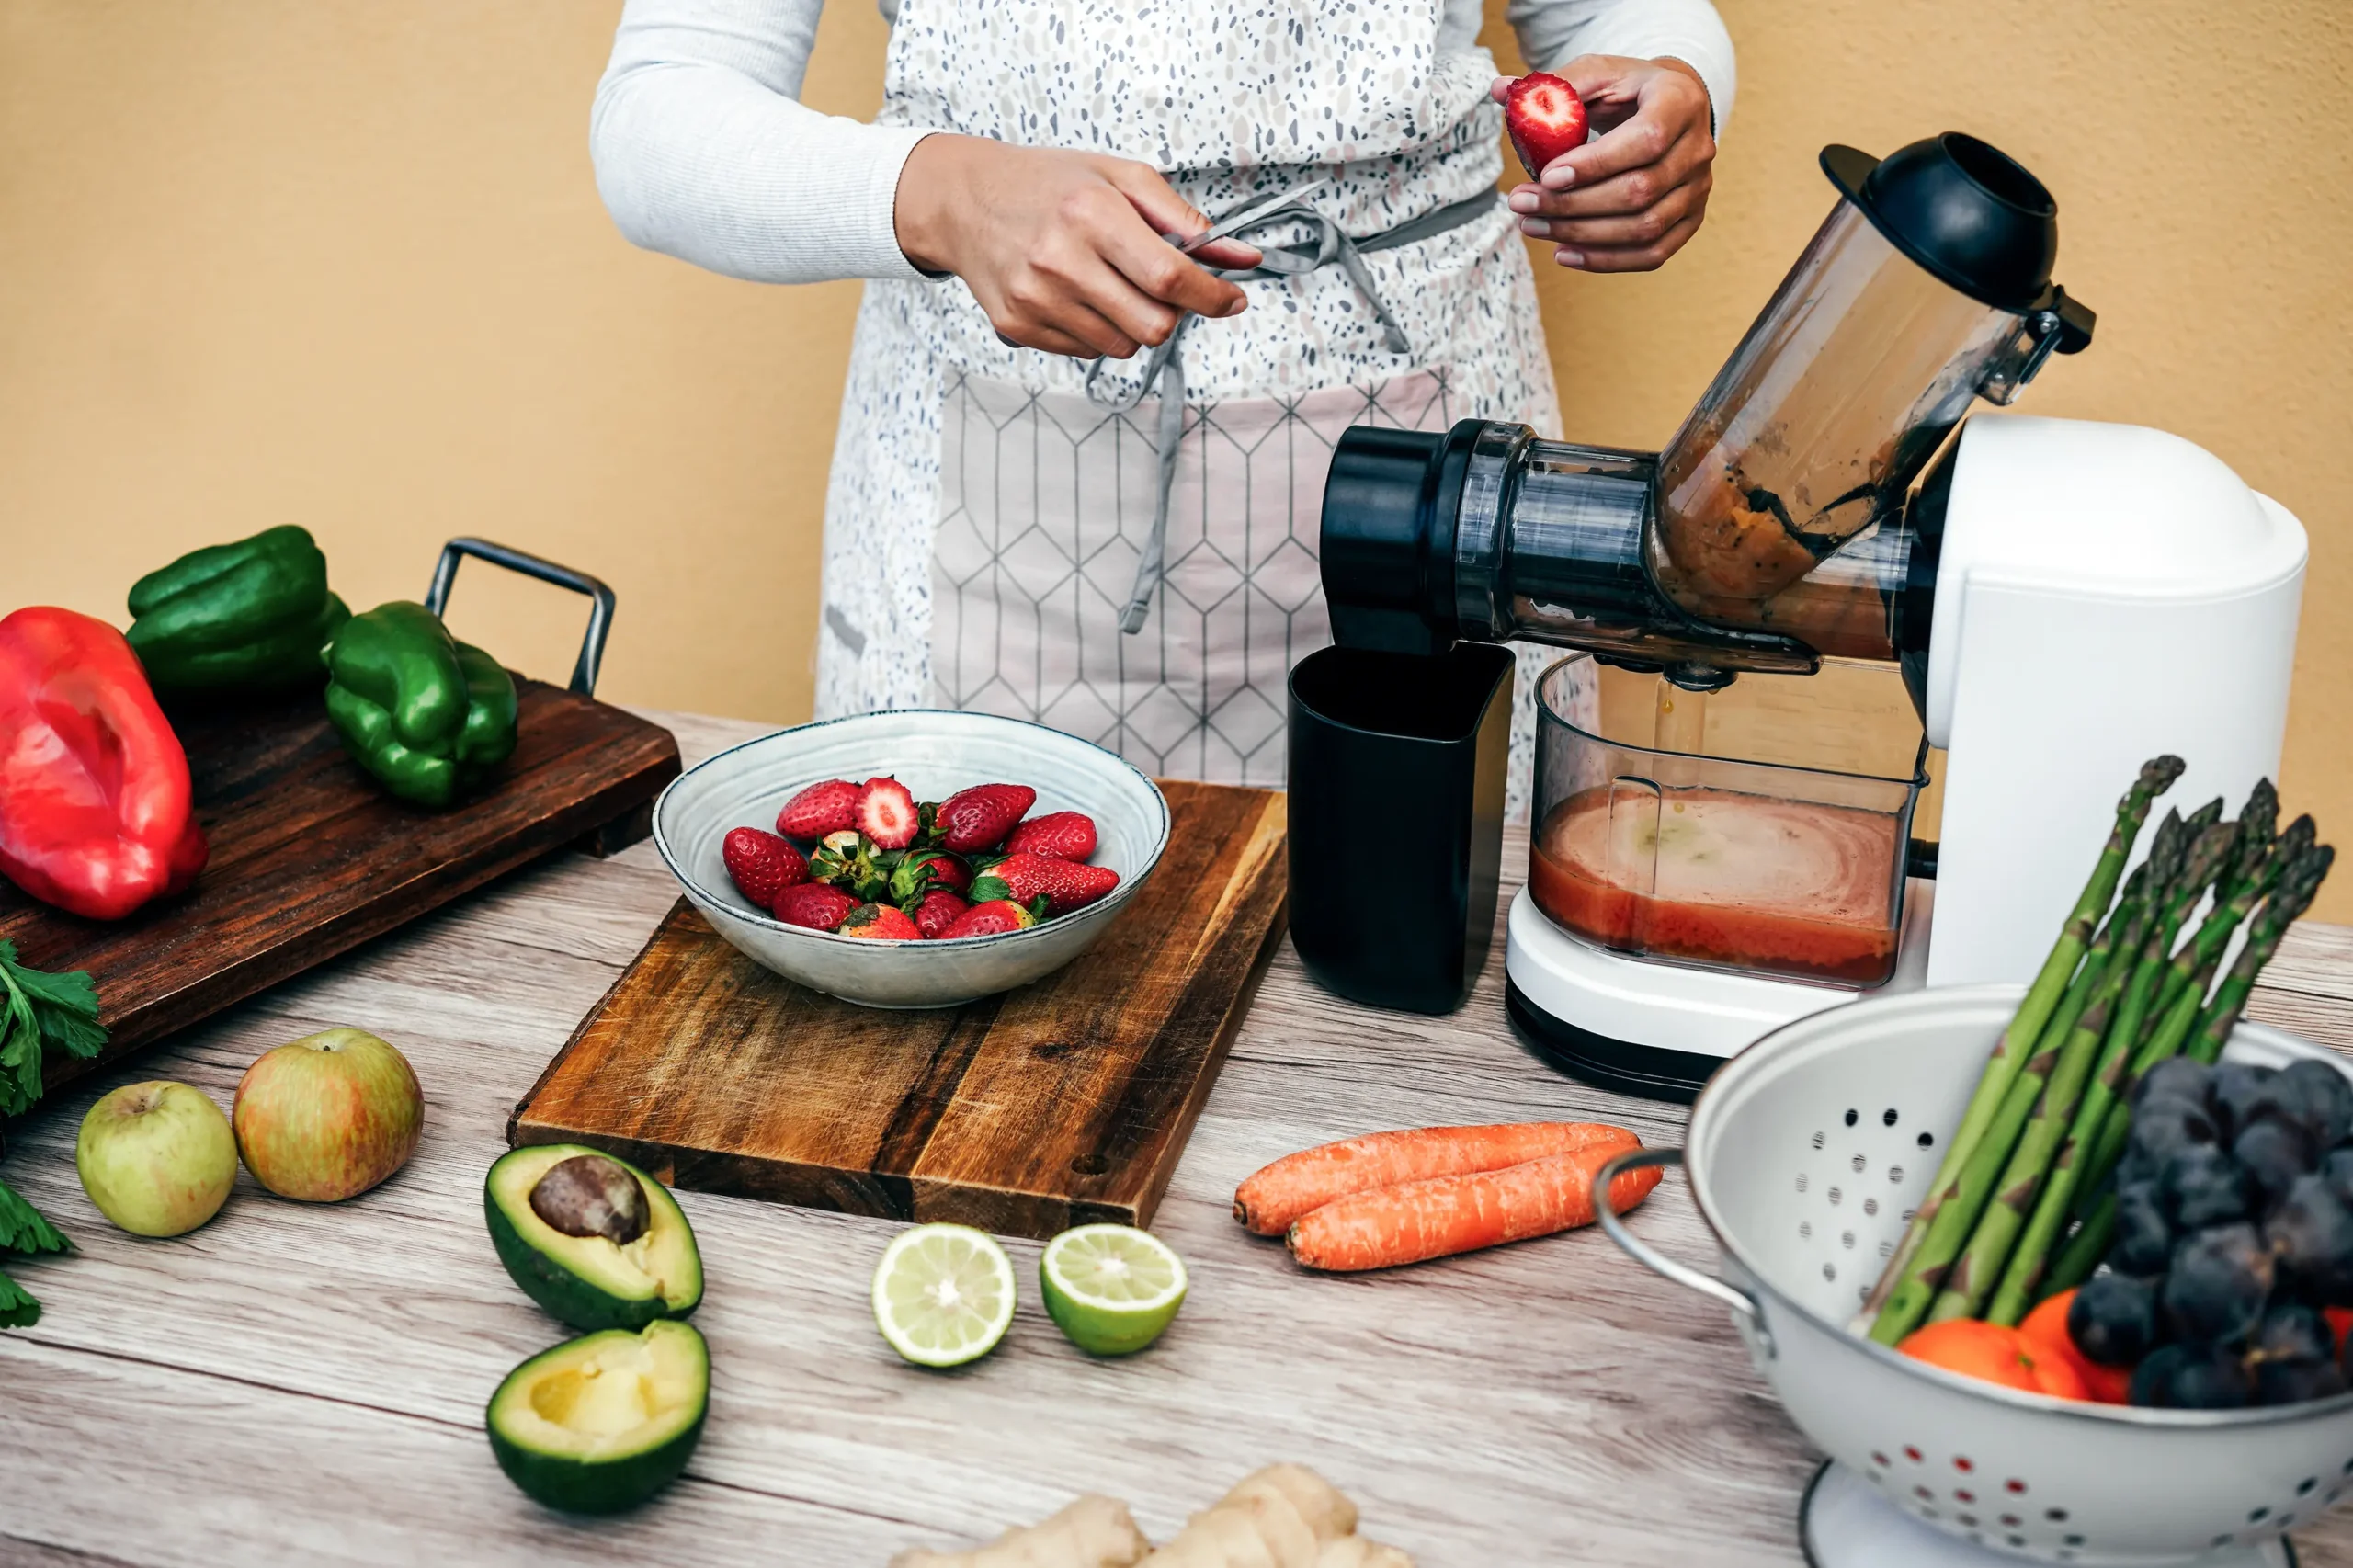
[1040,1224,1188,1357]
[871,1223,1017,1369]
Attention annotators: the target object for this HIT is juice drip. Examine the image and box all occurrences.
[1527,785,1901,986]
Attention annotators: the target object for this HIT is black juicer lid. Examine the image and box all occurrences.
[1822,133,2063,313]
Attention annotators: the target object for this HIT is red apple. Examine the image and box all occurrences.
[233,1028,424,1201]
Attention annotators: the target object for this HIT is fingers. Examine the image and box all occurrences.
[1552,210,1703,274]
[1098,161,1263,278]
[1517,167,1710,248]
[1541,64,1711,191]
[1100,218,1250,322]
[1515,123,1711,220]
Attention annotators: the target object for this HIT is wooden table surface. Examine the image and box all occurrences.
[6,709,2352,1568]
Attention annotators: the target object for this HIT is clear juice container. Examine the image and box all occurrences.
[1529,654,1927,987]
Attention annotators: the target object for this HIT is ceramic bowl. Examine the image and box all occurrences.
[652,710,1169,1008]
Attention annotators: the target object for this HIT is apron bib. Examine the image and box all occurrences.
[815,0,1562,798]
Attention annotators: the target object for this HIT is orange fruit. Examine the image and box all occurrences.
[2020,1290,2131,1403]
[1898,1318,2090,1401]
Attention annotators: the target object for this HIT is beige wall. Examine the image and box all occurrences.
[5,1,2349,910]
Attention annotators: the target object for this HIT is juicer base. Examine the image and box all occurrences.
[1800,1460,2293,1568]
[1505,981,1714,1103]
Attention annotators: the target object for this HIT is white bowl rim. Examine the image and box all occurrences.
[1685,980,2353,1431]
[650,708,1173,951]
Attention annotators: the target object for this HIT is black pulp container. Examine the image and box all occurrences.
[1287,643,1513,1014]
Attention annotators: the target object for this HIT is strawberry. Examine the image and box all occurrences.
[1002,810,1097,862]
[722,826,806,910]
[912,888,971,939]
[1505,72,1588,181]
[971,851,1120,916]
[841,902,922,941]
[939,899,1040,939]
[808,829,878,891]
[890,849,972,903]
[773,881,858,932]
[934,783,1037,854]
[776,778,862,841]
[858,776,920,849]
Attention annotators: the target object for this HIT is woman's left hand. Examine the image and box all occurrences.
[1492,57,1716,273]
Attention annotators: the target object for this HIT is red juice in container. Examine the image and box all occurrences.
[1530,654,1924,989]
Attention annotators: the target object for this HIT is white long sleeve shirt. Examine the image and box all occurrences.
[590,0,1736,287]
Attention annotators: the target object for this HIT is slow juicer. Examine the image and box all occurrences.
[1313,132,2308,1099]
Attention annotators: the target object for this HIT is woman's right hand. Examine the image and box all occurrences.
[893,135,1260,360]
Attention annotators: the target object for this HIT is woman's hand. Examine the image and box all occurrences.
[895,135,1262,360]
[1493,57,1716,273]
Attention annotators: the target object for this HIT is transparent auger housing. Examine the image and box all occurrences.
[1529,654,1927,988]
[1648,199,2055,651]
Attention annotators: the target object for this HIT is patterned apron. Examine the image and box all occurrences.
[813,0,1563,801]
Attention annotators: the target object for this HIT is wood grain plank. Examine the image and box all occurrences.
[5,705,2350,1567]
[510,781,1289,1239]
[0,679,680,1087]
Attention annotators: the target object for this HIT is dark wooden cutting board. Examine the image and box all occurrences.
[507,780,1288,1240]
[2,680,680,1092]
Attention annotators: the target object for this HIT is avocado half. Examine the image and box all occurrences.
[487,1319,709,1514]
[485,1144,703,1331]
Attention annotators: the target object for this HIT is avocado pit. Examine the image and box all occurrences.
[529,1154,651,1244]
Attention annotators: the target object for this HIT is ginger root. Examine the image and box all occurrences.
[890,1466,1412,1568]
[891,1494,1150,1568]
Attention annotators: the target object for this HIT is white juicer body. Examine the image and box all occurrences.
[1505,414,2307,1096]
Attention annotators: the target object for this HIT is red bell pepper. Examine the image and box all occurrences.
[0,607,208,920]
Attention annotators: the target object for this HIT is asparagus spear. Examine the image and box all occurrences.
[1929,853,2177,1325]
[2042,840,2336,1294]
[1986,823,2236,1323]
[1857,756,2180,1324]
[2154,783,2282,1020]
[1867,868,2149,1345]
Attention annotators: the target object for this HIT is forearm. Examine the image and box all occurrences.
[1506,0,1737,131]
[589,0,933,285]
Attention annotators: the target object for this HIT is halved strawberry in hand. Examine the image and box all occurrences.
[841,903,922,940]
[722,826,807,910]
[1506,72,1588,180]
[912,888,971,939]
[1003,810,1097,862]
[972,850,1120,916]
[935,783,1037,854]
[858,777,920,849]
[939,898,1040,939]
[774,881,858,931]
[776,778,862,841]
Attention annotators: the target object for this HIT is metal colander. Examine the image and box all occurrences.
[1598,983,2353,1567]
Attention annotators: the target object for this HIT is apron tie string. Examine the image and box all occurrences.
[1085,187,1499,635]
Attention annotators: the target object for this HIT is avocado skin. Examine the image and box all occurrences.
[485,1327,708,1514]
[483,1148,702,1332]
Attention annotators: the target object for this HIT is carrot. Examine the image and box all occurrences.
[1233,1122,1638,1236]
[1284,1145,1662,1272]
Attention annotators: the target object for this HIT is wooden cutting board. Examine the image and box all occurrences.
[507,780,1288,1240]
[2,680,680,1092]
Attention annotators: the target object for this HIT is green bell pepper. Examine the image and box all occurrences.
[324,601,519,809]
[126,524,349,694]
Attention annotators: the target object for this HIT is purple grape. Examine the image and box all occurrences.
[2134,1056,2214,1110]
[2131,1342,2255,1409]
[2279,1059,2353,1147]
[2322,1145,2353,1209]
[2163,1223,2276,1343]
[2158,1143,2256,1231]
[2235,1117,2319,1211]
[2129,1096,2221,1168]
[2250,1301,2336,1363]
[2110,1181,2177,1276]
[2265,1174,2353,1304]
[2069,1271,2164,1366]
[2211,1062,2279,1142]
[2255,1357,2347,1406]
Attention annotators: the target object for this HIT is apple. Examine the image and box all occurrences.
[76,1081,238,1237]
[233,1028,424,1201]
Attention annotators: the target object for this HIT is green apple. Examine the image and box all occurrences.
[233,1028,424,1201]
[76,1081,238,1237]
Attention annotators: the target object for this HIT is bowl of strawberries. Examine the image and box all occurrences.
[651,709,1169,1008]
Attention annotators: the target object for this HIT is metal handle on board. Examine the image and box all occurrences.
[1593,1146,1775,1359]
[424,537,615,697]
